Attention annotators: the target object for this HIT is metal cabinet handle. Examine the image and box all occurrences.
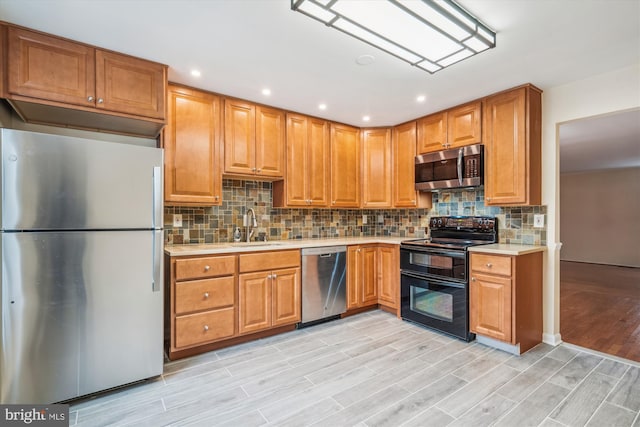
[203,325,209,331]
[97,98,104,104]
[214,195,219,200]
[486,263,492,268]
[87,96,94,102]
[486,197,492,201]
[204,292,209,299]
[472,277,476,281]
[252,167,257,172]
[204,265,210,271]
[272,274,277,279]
[256,168,261,173]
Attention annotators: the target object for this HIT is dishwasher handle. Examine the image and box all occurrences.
[301,246,347,256]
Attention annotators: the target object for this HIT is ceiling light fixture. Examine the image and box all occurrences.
[318,103,327,110]
[416,95,426,102]
[291,0,496,73]
[363,115,371,122]
[190,69,201,77]
[262,88,272,96]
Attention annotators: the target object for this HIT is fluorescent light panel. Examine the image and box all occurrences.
[291,0,496,73]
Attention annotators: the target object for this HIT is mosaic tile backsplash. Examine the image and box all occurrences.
[165,179,547,246]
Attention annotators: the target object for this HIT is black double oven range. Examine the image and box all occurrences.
[400,216,497,341]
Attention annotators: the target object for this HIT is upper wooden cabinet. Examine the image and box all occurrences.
[273,113,330,207]
[164,84,222,205]
[392,121,432,209]
[5,25,166,136]
[224,99,285,179]
[417,101,481,153]
[361,128,392,208]
[330,123,360,207]
[483,85,542,206]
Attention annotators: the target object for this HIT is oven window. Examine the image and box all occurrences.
[410,286,453,322]
[409,253,452,269]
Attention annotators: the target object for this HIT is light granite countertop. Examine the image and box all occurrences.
[164,236,409,256]
[468,243,547,256]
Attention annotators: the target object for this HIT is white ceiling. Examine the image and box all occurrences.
[1,0,639,170]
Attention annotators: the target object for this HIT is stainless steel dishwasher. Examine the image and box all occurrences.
[300,246,347,326]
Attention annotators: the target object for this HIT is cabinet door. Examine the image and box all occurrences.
[393,121,419,207]
[484,86,541,206]
[307,118,330,206]
[272,267,301,327]
[7,27,95,107]
[164,85,222,205]
[483,89,526,205]
[447,102,481,148]
[417,112,446,153]
[362,128,392,208]
[469,272,512,342]
[95,50,166,119]
[285,114,309,206]
[224,99,256,175]
[256,106,285,177]
[347,246,361,309]
[330,124,360,207]
[239,271,271,334]
[361,246,378,305]
[378,245,399,308]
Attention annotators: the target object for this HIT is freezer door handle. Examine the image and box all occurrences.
[152,230,162,292]
[152,166,162,228]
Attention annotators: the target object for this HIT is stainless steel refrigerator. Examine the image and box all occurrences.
[0,129,164,404]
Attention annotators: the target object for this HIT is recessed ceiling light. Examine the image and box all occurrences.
[356,54,375,66]
[262,88,271,96]
[318,103,327,110]
[190,69,201,77]
[363,115,371,122]
[416,95,426,103]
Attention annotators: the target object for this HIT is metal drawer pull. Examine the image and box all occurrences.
[203,325,209,331]
[97,98,104,104]
[204,292,209,299]
[486,263,492,268]
[87,96,94,102]
[471,277,476,281]
[204,265,210,271]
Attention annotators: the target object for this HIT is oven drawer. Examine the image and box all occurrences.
[471,254,511,276]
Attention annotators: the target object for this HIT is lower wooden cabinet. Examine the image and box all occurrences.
[167,249,300,359]
[469,250,543,354]
[347,244,399,312]
[238,250,301,335]
[168,254,237,357]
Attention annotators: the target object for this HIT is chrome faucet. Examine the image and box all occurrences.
[246,208,257,242]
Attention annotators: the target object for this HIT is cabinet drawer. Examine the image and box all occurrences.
[175,276,234,315]
[175,255,236,280]
[175,308,235,348]
[471,254,512,276]
[239,250,300,273]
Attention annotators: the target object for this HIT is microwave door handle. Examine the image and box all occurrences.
[457,148,464,186]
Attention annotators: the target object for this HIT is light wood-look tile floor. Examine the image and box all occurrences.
[69,311,640,427]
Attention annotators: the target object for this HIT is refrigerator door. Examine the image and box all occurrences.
[0,129,163,231]
[0,230,163,404]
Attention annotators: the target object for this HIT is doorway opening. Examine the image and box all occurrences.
[559,109,640,362]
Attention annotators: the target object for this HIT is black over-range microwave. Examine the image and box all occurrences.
[415,144,483,191]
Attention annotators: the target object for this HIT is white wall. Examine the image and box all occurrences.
[542,63,640,345]
[560,167,640,267]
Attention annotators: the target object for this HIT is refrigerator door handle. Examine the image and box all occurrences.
[152,166,162,229]
[152,230,162,292]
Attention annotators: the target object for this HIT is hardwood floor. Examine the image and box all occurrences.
[68,311,640,426]
[560,261,640,362]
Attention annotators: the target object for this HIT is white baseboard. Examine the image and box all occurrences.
[542,332,562,346]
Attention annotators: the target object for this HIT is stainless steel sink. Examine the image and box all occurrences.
[231,242,283,247]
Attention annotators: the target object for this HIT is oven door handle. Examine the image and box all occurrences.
[401,247,467,259]
[401,271,466,289]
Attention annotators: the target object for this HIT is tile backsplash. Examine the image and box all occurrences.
[165,180,546,246]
